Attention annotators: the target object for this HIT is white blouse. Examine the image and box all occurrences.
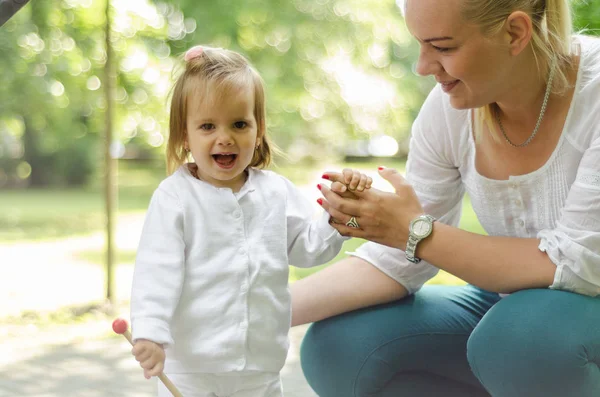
[352,35,600,297]
[131,166,346,374]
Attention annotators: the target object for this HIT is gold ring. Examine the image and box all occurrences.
[346,216,360,228]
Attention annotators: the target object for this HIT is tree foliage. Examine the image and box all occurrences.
[0,0,598,187]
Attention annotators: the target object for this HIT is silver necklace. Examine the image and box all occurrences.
[495,63,556,148]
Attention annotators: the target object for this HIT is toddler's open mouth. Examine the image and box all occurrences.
[212,154,237,168]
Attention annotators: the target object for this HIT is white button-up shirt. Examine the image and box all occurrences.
[131,166,346,374]
[353,35,600,297]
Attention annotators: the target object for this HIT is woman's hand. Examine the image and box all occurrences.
[319,167,425,249]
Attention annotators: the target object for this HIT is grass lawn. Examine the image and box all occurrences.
[2,158,484,286]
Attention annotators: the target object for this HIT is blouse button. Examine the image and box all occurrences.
[517,219,525,227]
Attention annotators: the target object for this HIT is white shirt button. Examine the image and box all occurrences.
[239,247,246,255]
[514,199,522,207]
[509,182,517,189]
[517,219,525,227]
[240,283,248,293]
[234,211,241,219]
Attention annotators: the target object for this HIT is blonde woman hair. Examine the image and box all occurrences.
[462,0,575,140]
[166,46,275,175]
[400,0,575,141]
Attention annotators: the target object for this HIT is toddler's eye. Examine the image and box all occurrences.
[200,123,214,130]
[233,121,247,129]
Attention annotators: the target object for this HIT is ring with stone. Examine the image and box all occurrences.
[345,216,360,228]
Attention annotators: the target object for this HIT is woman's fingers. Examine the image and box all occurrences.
[322,171,345,184]
[328,219,368,238]
[319,183,362,216]
[321,200,360,226]
[330,181,347,194]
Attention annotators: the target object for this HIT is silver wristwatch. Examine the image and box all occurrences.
[405,214,436,264]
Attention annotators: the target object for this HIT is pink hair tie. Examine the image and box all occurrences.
[184,45,204,62]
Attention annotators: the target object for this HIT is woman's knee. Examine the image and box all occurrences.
[300,308,378,397]
[300,296,442,397]
[467,289,600,397]
[301,286,492,396]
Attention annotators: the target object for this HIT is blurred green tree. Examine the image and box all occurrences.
[573,0,600,32]
[0,0,173,187]
[160,0,425,161]
[1,0,599,187]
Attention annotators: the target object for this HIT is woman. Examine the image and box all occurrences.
[293,0,600,396]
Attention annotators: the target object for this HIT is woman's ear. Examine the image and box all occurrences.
[505,11,533,56]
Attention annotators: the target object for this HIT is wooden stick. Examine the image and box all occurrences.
[112,319,183,397]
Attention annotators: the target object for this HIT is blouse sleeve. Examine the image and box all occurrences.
[130,186,186,345]
[351,87,466,294]
[538,135,600,297]
[282,175,349,268]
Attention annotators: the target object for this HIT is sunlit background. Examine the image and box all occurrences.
[0,0,598,395]
[0,0,599,378]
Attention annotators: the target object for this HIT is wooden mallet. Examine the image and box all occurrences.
[112,318,184,397]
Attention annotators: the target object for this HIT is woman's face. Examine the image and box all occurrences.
[405,0,512,109]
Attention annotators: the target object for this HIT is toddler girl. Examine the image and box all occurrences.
[130,45,371,397]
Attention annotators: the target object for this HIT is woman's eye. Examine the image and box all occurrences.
[432,45,452,53]
[200,123,214,130]
[234,121,247,129]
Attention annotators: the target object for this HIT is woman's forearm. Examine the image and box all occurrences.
[418,223,556,293]
[291,256,408,326]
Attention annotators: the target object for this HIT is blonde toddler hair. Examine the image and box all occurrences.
[166,46,274,175]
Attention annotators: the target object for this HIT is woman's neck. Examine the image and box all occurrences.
[494,52,551,130]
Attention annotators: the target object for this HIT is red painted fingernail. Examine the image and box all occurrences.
[321,174,330,180]
[378,166,385,170]
[317,198,323,205]
[317,184,322,190]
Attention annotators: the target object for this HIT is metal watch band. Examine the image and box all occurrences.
[405,235,420,263]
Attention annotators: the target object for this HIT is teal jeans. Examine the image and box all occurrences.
[300,285,600,396]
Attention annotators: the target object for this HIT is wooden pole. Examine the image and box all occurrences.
[103,0,117,304]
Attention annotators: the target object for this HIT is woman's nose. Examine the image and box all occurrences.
[415,48,441,77]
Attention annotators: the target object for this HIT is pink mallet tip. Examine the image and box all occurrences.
[112,318,129,334]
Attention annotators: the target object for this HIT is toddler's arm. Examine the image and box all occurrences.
[284,168,371,267]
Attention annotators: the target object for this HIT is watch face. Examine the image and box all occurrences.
[413,219,432,238]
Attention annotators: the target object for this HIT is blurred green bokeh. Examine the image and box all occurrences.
[1,0,598,290]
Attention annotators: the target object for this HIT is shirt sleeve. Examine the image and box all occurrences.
[130,186,186,345]
[281,176,349,268]
[538,135,600,297]
[351,87,466,294]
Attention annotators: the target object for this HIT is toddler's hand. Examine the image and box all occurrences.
[341,168,373,191]
[322,169,373,193]
[132,339,166,379]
